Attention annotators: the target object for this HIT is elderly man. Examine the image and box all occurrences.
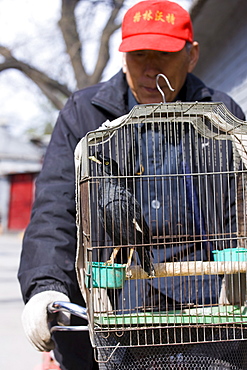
[18,1,245,369]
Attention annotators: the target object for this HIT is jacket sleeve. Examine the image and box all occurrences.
[18,95,85,303]
[18,74,126,304]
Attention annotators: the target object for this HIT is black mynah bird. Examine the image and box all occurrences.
[89,152,155,277]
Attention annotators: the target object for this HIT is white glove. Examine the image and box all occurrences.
[22,291,70,351]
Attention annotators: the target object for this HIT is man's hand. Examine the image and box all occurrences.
[22,291,70,351]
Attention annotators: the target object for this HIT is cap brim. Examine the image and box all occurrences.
[119,34,186,53]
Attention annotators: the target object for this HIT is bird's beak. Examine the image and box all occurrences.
[88,155,101,164]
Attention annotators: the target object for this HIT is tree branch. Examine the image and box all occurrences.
[58,0,88,88]
[90,0,124,85]
[0,46,71,110]
[0,0,127,112]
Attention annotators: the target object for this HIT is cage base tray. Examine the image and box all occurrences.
[94,305,247,326]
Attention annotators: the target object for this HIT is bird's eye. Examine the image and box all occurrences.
[105,161,110,166]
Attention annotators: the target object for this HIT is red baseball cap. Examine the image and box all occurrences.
[119,0,193,53]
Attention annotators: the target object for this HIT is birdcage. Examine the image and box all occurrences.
[73,100,247,369]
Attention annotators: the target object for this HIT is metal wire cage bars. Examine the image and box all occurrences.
[75,102,247,367]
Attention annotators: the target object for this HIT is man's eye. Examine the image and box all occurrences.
[159,51,169,56]
[130,51,145,57]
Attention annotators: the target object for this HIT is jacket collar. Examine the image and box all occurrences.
[176,73,213,102]
[91,70,214,118]
[91,70,129,118]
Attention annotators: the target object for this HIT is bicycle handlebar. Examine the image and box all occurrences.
[48,301,89,333]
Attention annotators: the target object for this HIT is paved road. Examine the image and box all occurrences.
[0,233,42,370]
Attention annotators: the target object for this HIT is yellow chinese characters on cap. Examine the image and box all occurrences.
[133,10,175,24]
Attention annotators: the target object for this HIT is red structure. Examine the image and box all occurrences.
[0,124,44,232]
[7,173,37,230]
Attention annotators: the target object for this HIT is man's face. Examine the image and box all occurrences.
[123,43,199,104]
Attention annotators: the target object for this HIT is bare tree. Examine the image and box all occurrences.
[0,0,125,110]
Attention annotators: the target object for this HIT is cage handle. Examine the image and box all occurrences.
[156,73,175,103]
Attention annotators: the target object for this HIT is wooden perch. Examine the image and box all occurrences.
[126,261,247,280]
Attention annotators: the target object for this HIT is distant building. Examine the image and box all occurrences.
[191,0,247,117]
[0,125,43,232]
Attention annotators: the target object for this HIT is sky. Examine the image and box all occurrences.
[0,0,192,136]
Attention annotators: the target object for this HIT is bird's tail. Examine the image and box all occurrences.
[141,247,155,278]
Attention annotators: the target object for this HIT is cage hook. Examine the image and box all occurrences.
[156,74,175,103]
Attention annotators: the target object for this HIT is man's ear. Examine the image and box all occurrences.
[188,41,199,73]
[122,53,127,74]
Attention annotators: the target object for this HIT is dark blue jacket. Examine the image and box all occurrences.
[18,71,245,303]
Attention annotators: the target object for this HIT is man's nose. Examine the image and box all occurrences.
[144,58,163,78]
